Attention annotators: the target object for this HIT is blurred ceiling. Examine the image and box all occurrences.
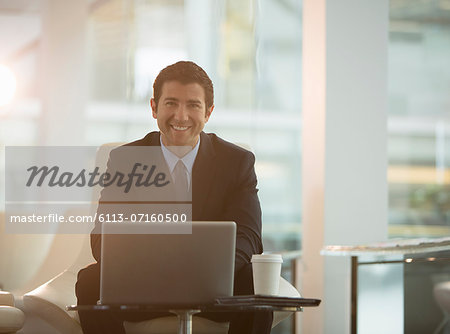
[0,0,41,13]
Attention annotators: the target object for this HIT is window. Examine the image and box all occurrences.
[388,0,450,238]
[86,0,304,251]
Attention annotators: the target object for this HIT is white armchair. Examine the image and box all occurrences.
[24,258,299,334]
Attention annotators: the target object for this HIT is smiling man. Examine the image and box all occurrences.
[76,61,272,334]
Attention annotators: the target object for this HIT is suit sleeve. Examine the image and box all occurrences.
[90,202,103,262]
[90,187,107,263]
[221,151,263,274]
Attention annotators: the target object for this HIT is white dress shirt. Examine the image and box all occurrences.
[160,136,200,190]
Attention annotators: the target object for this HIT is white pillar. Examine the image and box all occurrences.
[301,1,389,333]
[39,0,88,145]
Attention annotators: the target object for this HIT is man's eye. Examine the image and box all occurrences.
[166,101,176,106]
[189,104,201,109]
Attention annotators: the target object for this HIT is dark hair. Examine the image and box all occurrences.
[153,61,214,110]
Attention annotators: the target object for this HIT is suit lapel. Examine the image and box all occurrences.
[192,132,216,219]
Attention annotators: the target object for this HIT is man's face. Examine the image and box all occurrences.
[151,81,213,148]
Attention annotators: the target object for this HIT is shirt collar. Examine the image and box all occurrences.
[160,135,200,175]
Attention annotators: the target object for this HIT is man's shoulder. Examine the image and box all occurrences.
[108,131,254,160]
[122,131,159,147]
[203,132,255,164]
[204,133,253,156]
[107,132,159,160]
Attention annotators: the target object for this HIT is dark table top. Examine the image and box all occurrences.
[68,304,302,312]
[67,295,321,313]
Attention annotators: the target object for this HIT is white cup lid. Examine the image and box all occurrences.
[251,253,283,263]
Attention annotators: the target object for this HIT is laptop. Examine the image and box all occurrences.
[99,221,236,305]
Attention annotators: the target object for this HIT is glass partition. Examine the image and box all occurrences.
[388,0,450,238]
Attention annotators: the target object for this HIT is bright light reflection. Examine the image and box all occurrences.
[0,64,17,107]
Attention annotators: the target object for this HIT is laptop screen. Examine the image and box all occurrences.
[100,221,236,305]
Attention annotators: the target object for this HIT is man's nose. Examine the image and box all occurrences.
[174,105,189,122]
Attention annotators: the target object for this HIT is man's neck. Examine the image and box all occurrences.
[160,135,198,158]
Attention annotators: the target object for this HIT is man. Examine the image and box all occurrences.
[76,61,272,333]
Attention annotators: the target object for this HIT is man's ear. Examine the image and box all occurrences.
[150,98,157,119]
[205,104,214,123]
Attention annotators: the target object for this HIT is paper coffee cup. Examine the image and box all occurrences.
[251,254,283,295]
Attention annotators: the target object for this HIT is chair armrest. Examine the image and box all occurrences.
[24,270,78,313]
[278,276,301,297]
[273,277,301,328]
[0,291,15,307]
[23,270,82,334]
[0,292,25,333]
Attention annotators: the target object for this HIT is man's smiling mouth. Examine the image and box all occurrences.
[172,125,190,131]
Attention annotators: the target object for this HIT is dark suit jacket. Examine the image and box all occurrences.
[90,131,263,274]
